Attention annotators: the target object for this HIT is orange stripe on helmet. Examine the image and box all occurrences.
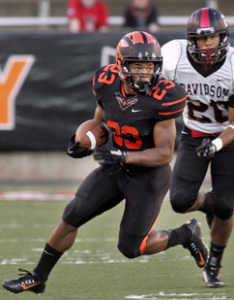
[145,33,156,44]
[123,31,156,46]
[129,31,145,44]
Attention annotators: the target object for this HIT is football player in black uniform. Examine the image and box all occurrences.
[2,31,208,295]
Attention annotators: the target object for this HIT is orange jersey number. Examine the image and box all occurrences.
[150,80,175,101]
[107,120,142,149]
[97,64,117,85]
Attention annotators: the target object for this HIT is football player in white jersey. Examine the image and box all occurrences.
[162,7,234,288]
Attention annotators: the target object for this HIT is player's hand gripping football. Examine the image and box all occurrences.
[94,148,127,165]
[67,134,93,158]
[196,138,216,159]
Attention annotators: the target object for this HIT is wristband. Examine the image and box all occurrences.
[227,125,234,130]
[212,137,223,151]
[86,131,96,150]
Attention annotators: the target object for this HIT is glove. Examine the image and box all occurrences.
[67,134,93,158]
[196,138,216,159]
[94,148,127,165]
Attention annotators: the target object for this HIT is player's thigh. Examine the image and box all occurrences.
[211,142,234,219]
[120,164,171,237]
[63,165,123,227]
[170,137,209,203]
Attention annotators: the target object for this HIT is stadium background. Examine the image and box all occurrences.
[0,0,233,183]
[1,3,234,300]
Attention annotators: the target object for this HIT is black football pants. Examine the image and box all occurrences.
[170,133,234,220]
[63,163,171,258]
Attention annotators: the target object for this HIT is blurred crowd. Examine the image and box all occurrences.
[66,0,159,33]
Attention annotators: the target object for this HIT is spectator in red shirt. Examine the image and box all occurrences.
[67,0,109,33]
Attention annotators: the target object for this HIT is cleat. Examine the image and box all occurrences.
[203,266,224,288]
[183,218,208,268]
[2,268,46,294]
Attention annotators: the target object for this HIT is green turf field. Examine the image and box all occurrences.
[0,198,233,300]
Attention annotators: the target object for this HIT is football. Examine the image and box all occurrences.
[75,119,109,150]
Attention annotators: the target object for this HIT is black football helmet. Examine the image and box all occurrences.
[187,7,229,65]
[115,31,162,94]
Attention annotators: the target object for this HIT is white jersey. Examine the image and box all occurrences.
[161,39,234,134]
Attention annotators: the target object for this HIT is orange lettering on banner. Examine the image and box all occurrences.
[0,55,35,130]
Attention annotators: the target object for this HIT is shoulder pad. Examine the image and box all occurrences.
[151,80,187,120]
[93,64,118,95]
[161,40,186,81]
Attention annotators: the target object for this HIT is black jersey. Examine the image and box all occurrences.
[93,64,186,151]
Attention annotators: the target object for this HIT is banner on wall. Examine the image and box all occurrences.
[0,32,193,151]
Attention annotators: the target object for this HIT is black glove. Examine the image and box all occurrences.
[196,138,216,160]
[67,134,93,158]
[94,148,127,165]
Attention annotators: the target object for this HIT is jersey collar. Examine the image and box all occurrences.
[187,49,226,77]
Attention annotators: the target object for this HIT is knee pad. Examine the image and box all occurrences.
[214,197,233,220]
[118,232,141,259]
[170,190,196,213]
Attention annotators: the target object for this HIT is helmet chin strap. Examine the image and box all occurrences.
[135,80,150,95]
[120,71,153,95]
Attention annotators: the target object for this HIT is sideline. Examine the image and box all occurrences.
[0,191,75,201]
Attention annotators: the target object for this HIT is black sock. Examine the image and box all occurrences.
[206,240,226,269]
[164,225,191,249]
[33,243,63,282]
